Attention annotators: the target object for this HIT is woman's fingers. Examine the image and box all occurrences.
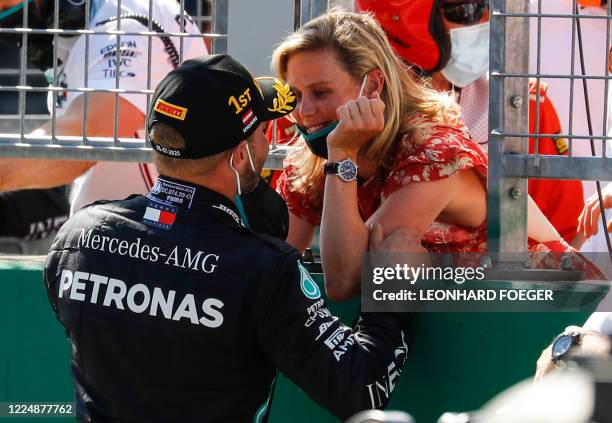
[577,206,586,238]
[356,96,374,127]
[336,103,351,124]
[347,99,365,128]
[579,197,597,238]
[338,97,385,131]
[579,186,612,239]
[589,201,601,237]
[369,222,384,252]
[329,95,385,151]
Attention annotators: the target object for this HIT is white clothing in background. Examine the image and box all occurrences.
[48,0,207,214]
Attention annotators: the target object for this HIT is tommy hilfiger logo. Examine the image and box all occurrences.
[154,99,188,120]
[142,201,177,230]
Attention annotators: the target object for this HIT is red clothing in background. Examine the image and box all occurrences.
[528,80,584,244]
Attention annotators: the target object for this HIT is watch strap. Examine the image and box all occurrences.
[324,162,340,175]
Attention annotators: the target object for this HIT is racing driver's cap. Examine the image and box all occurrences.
[147,54,296,159]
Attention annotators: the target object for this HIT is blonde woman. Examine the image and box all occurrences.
[273,11,577,301]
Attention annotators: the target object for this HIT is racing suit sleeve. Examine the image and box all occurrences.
[0,186,69,238]
[255,253,413,421]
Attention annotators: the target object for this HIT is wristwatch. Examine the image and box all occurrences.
[324,158,358,182]
[551,332,581,363]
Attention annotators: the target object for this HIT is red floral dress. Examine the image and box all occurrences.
[277,115,603,278]
[278,115,488,252]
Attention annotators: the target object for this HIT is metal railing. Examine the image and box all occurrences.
[265,0,350,170]
[264,0,333,170]
[2,0,609,256]
[488,0,612,253]
[0,0,346,169]
[0,0,227,163]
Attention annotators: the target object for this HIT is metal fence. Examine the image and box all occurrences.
[0,0,226,162]
[488,0,612,253]
[0,0,324,169]
[1,0,611,254]
[265,0,348,170]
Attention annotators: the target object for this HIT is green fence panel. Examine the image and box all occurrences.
[268,274,593,423]
[0,258,73,423]
[0,259,595,422]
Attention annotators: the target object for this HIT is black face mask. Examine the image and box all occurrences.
[234,178,289,240]
[0,0,86,70]
[297,121,339,160]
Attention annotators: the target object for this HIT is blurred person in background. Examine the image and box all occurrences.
[0,186,68,251]
[0,0,207,216]
[536,13,612,375]
[526,0,611,251]
[355,0,586,246]
[0,26,69,252]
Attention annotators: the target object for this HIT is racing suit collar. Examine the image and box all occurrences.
[149,175,245,228]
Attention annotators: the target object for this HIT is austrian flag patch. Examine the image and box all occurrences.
[241,109,258,133]
[154,99,188,121]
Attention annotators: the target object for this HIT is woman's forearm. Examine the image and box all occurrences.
[320,163,368,301]
[319,93,386,301]
[286,212,317,254]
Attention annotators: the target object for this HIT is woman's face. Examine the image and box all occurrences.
[285,48,361,135]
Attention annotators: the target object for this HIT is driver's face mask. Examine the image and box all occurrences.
[229,144,289,240]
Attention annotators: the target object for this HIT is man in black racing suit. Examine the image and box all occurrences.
[44,54,413,423]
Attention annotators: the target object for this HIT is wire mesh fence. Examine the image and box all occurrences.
[488,0,612,253]
[0,1,610,254]
[494,1,611,181]
[0,0,224,162]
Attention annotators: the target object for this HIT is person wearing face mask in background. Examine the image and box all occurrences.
[354,0,586,247]
[44,54,415,422]
[0,0,207,217]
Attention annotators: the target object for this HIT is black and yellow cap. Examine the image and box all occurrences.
[147,54,296,159]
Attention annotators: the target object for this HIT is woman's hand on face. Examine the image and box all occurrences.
[327,92,385,157]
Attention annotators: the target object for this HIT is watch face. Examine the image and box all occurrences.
[338,159,358,182]
[552,335,573,360]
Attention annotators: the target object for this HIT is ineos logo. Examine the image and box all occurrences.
[66,0,86,6]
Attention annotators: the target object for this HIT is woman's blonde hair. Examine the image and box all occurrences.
[271,10,459,194]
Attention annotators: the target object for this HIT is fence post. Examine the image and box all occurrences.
[488,0,529,255]
[296,0,328,28]
[212,0,228,53]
